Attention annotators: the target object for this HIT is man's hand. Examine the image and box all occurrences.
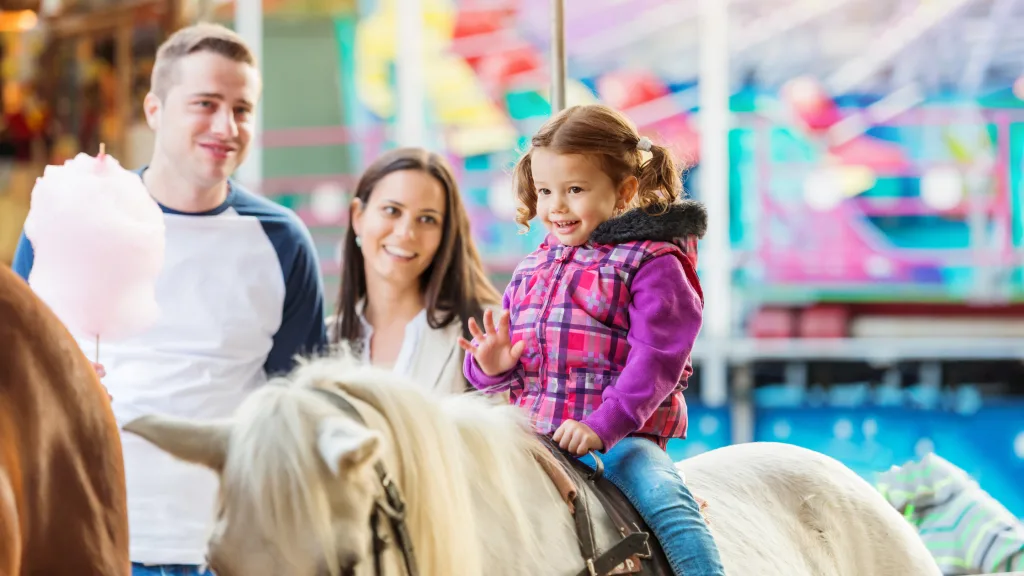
[553,419,604,456]
[90,362,111,401]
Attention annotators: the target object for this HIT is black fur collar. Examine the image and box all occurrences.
[590,200,707,245]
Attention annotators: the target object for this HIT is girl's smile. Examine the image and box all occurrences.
[530,149,633,246]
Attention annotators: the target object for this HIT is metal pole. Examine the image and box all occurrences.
[550,0,566,112]
[396,0,427,147]
[235,0,262,193]
[698,0,731,409]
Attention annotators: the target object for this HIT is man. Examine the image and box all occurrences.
[12,23,327,576]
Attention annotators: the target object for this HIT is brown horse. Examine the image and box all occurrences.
[0,264,129,575]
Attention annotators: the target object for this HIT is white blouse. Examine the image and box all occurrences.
[331,299,485,396]
[355,300,428,378]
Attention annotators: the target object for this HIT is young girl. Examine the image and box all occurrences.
[459,104,725,576]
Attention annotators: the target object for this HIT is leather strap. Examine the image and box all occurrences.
[310,387,419,576]
[573,533,651,576]
[572,478,598,564]
[535,450,579,514]
[587,478,637,539]
[373,478,418,576]
[539,436,649,575]
[369,510,386,576]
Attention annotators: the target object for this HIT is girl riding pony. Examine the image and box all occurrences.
[461,104,725,576]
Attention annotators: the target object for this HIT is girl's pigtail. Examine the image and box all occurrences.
[512,151,537,233]
[635,141,682,213]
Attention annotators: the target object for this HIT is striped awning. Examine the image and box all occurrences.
[876,453,1024,575]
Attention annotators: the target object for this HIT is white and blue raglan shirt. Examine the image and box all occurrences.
[12,170,328,565]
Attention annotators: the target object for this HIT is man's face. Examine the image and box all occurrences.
[144,51,260,190]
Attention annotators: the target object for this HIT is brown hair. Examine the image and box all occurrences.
[150,23,257,99]
[333,147,501,343]
[512,104,682,230]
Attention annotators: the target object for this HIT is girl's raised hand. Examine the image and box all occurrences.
[458,308,525,377]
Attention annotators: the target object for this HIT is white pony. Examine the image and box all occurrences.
[123,356,941,576]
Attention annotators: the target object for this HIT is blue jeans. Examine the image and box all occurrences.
[581,437,726,576]
[132,564,212,576]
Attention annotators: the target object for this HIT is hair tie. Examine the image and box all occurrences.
[637,136,653,152]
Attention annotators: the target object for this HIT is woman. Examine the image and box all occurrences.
[330,147,501,394]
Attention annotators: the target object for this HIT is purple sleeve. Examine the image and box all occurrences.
[582,253,703,451]
[463,288,516,393]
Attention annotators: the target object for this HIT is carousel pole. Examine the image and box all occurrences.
[396,0,427,146]
[698,0,732,412]
[234,0,263,193]
[550,0,566,112]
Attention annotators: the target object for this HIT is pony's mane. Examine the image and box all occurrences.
[288,353,553,576]
[223,382,342,574]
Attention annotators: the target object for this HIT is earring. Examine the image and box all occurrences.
[355,235,363,248]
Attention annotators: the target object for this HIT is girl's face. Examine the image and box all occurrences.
[351,169,447,291]
[531,148,636,246]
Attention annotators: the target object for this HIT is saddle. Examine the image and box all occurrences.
[536,436,676,576]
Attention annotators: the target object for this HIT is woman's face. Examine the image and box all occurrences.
[351,169,447,292]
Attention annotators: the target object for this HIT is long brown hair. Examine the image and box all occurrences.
[334,147,500,343]
[512,104,682,230]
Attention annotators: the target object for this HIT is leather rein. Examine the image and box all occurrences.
[310,387,419,576]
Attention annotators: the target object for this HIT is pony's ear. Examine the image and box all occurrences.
[123,415,230,472]
[316,417,381,476]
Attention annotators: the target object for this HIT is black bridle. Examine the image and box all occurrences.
[310,387,419,576]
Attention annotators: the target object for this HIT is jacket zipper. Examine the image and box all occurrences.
[536,246,571,394]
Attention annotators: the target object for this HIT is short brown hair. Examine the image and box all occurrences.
[334,147,501,345]
[512,104,683,230]
[150,23,256,98]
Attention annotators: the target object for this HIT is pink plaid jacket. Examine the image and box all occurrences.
[466,202,706,451]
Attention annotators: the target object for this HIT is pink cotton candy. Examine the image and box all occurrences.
[23,151,165,341]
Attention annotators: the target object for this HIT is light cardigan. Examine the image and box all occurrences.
[328,303,498,395]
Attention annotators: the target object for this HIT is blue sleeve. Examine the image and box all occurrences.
[264,222,328,377]
[11,232,34,281]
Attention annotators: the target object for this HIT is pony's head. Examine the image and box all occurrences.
[122,359,393,576]
[123,353,541,576]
